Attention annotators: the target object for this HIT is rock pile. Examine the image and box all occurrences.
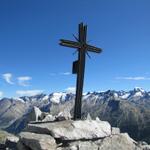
[15,119,149,150]
[3,107,150,150]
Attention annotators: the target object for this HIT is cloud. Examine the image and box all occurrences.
[116,76,150,81]
[16,90,43,96]
[0,91,3,98]
[65,87,76,93]
[2,73,14,84]
[60,72,71,75]
[50,72,71,76]
[17,76,32,86]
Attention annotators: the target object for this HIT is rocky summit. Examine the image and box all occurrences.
[2,113,150,150]
[15,120,150,150]
[1,88,150,146]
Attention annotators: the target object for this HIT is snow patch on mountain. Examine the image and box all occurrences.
[49,92,67,103]
[42,95,49,101]
[133,91,143,97]
[120,93,130,99]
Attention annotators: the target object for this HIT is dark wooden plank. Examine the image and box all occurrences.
[86,44,102,53]
[60,39,81,49]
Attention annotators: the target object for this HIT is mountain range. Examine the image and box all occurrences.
[0,87,150,144]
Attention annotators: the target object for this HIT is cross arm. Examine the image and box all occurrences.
[60,39,81,49]
[86,44,102,53]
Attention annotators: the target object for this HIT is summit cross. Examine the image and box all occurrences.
[60,23,102,120]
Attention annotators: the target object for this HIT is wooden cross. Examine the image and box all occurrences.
[60,23,102,120]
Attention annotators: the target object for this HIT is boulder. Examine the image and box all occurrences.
[26,119,111,141]
[86,113,92,120]
[56,133,144,150]
[19,132,56,150]
[111,127,120,135]
[42,114,55,122]
[6,135,19,143]
[29,106,42,121]
[56,141,99,150]
[5,134,19,149]
[94,133,141,150]
[17,141,30,150]
[55,111,71,121]
[137,141,150,150]
[41,112,50,120]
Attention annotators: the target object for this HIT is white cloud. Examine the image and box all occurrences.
[2,73,14,84]
[16,90,43,96]
[60,72,71,75]
[17,76,32,86]
[116,76,150,81]
[50,72,71,76]
[0,91,3,98]
[65,87,76,93]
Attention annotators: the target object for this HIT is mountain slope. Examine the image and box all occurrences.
[0,88,150,143]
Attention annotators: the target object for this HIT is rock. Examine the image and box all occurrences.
[6,135,19,143]
[19,132,56,150]
[19,118,150,150]
[86,113,92,120]
[29,106,42,121]
[96,117,100,121]
[5,134,19,150]
[42,114,55,122]
[55,111,71,121]
[57,133,144,150]
[26,119,111,141]
[95,133,139,150]
[17,141,30,150]
[57,141,99,150]
[138,141,150,150]
[41,112,50,120]
[112,127,120,135]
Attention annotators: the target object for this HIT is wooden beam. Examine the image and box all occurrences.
[86,44,102,53]
[60,39,81,49]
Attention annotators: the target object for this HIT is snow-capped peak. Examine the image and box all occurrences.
[134,87,145,93]
[42,95,49,101]
[13,97,25,103]
[49,92,67,104]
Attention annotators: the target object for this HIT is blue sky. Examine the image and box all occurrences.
[0,0,150,97]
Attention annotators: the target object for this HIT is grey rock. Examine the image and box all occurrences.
[86,113,92,120]
[55,111,72,121]
[19,132,56,150]
[137,141,150,150]
[95,133,140,150]
[95,117,100,121]
[57,141,99,150]
[112,127,120,135]
[6,135,19,143]
[42,114,55,122]
[57,133,145,150]
[18,118,150,150]
[56,133,146,150]
[17,141,30,150]
[26,120,111,141]
[29,106,42,121]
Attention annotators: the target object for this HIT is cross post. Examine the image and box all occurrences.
[60,23,102,120]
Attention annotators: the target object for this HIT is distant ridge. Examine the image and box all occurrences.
[0,87,150,143]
